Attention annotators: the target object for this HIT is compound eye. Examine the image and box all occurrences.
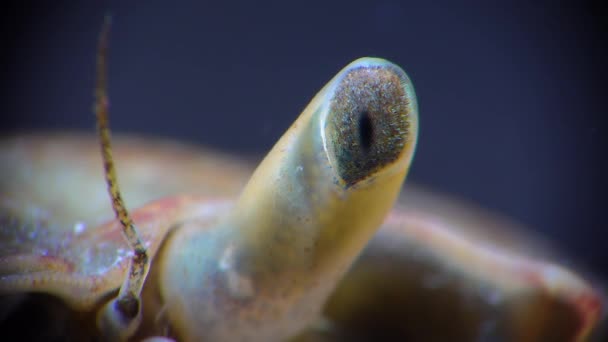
[325,63,413,187]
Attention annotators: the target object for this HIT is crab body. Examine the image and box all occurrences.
[0,23,604,341]
[0,133,605,341]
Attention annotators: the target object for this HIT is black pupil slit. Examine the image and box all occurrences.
[358,111,374,152]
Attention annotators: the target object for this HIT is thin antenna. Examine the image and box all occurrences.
[95,14,150,336]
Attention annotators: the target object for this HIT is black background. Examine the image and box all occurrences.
[2,1,606,278]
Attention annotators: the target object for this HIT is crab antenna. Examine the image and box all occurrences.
[95,15,150,338]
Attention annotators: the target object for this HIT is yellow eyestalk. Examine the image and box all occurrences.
[159,57,418,341]
[233,57,418,278]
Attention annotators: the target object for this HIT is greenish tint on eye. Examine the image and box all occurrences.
[326,64,411,187]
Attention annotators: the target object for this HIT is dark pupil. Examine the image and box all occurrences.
[358,111,373,152]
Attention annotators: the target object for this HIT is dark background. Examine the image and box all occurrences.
[2,2,606,278]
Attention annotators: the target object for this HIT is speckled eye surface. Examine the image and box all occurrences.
[325,63,414,187]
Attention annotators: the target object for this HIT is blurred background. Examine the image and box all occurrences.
[1,1,606,278]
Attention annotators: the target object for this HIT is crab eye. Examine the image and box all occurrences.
[325,62,414,187]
